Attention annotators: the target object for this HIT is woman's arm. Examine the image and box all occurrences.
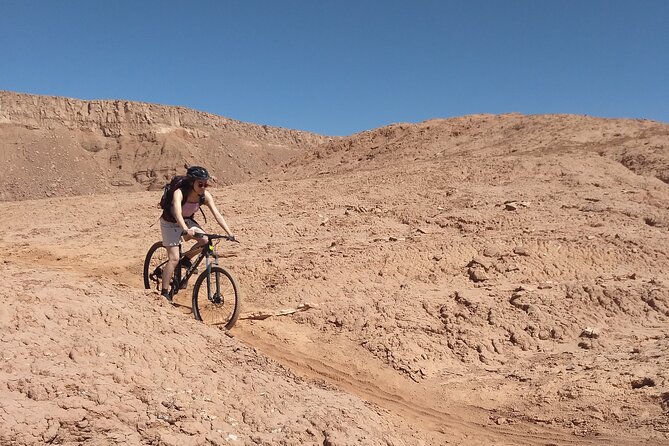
[204,190,233,236]
[172,189,194,234]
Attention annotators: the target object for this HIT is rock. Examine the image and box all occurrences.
[580,327,600,339]
[510,331,532,351]
[513,246,529,256]
[631,377,655,389]
[551,327,564,339]
[483,247,500,258]
[578,340,592,350]
[468,267,489,282]
[509,292,533,312]
[323,430,346,446]
[504,200,530,211]
[469,256,493,270]
[455,291,484,307]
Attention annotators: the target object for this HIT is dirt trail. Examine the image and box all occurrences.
[235,323,644,446]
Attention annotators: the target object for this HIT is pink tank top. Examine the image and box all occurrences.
[182,201,201,218]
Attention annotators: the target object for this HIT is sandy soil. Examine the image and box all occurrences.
[1,99,668,445]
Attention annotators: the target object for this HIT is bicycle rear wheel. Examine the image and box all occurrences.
[192,266,241,329]
[143,241,168,290]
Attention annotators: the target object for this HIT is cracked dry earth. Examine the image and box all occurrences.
[1,113,669,445]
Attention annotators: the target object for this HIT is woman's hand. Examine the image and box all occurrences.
[184,228,197,236]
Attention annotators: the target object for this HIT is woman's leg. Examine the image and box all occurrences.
[161,245,180,295]
[182,222,207,260]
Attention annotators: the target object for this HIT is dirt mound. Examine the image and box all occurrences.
[283,113,669,184]
[0,262,410,445]
[0,91,331,201]
[1,101,668,444]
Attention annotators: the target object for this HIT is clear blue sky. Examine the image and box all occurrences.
[1,1,667,136]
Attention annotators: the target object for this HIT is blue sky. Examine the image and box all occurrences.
[1,1,667,136]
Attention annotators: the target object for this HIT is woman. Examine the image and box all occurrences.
[159,165,235,301]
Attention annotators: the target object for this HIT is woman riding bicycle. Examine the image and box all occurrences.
[159,166,235,301]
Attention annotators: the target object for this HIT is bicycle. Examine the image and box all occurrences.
[143,233,241,329]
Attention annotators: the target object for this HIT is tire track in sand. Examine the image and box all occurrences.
[235,324,651,446]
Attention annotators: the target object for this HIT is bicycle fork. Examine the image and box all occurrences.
[204,246,220,303]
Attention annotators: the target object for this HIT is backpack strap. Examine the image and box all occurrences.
[198,193,207,223]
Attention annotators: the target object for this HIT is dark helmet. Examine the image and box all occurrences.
[186,166,210,180]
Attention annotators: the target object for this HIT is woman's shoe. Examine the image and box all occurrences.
[161,289,173,303]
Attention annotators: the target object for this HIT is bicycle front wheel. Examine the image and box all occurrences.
[192,266,241,329]
[143,241,167,290]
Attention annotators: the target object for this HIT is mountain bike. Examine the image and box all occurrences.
[143,233,241,329]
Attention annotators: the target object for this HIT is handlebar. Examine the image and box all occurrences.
[184,231,239,243]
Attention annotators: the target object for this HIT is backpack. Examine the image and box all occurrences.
[159,176,207,223]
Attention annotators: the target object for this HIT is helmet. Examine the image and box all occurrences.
[186,166,210,180]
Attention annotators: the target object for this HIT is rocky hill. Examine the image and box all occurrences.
[0,91,331,201]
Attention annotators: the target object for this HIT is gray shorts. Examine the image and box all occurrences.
[160,218,203,247]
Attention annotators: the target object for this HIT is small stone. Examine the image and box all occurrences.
[455,291,483,307]
[631,377,655,389]
[468,267,489,282]
[580,327,599,339]
[469,256,493,270]
[483,247,500,258]
[513,246,529,256]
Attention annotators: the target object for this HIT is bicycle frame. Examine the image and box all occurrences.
[176,238,219,290]
[147,232,236,303]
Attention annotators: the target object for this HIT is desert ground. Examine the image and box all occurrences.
[1,92,668,445]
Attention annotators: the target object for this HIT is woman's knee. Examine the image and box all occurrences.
[191,231,208,245]
[167,247,181,263]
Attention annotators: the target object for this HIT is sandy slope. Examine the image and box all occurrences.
[0,90,330,201]
[1,110,668,445]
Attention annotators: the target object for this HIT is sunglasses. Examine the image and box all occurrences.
[197,181,209,188]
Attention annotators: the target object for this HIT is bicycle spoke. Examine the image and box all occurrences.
[193,267,239,327]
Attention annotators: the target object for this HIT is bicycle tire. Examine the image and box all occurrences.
[192,266,241,329]
[143,241,167,290]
